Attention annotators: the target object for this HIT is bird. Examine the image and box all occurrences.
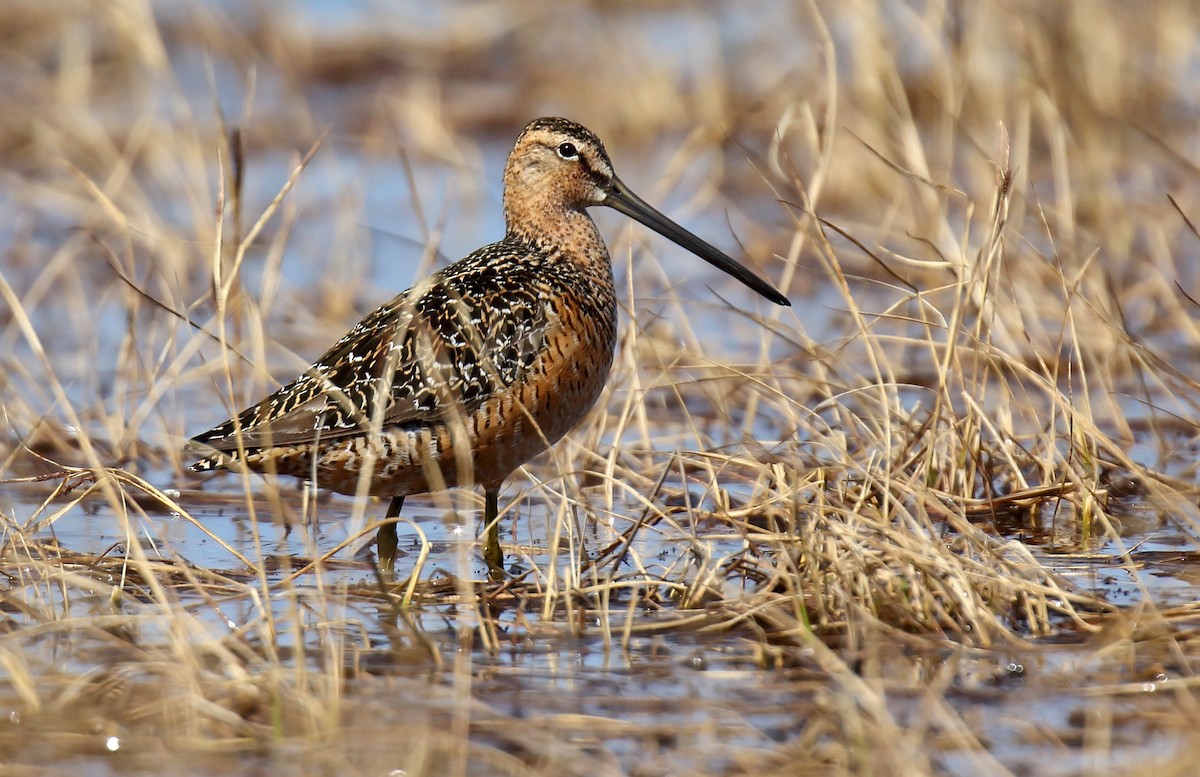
[186,116,790,579]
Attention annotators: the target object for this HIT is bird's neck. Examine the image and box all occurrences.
[504,201,611,275]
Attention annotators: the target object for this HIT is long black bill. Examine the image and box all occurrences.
[604,175,790,307]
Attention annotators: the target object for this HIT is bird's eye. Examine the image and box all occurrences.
[556,142,579,160]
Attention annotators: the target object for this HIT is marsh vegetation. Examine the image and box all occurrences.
[2,1,1199,774]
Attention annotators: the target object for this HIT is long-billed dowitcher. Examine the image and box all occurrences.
[187,116,789,577]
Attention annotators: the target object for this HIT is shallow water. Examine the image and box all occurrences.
[5,474,1200,771]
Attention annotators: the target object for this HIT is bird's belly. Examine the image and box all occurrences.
[469,336,615,485]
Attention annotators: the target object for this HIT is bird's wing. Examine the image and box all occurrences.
[187,250,557,456]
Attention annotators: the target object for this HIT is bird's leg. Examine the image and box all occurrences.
[377,495,404,580]
[482,486,504,578]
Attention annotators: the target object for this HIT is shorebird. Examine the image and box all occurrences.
[187,116,789,578]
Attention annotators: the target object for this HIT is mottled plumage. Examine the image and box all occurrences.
[186,116,789,576]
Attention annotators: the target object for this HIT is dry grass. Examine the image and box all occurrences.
[3,0,1200,774]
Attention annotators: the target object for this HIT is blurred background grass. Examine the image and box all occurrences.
[3,0,1197,470]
